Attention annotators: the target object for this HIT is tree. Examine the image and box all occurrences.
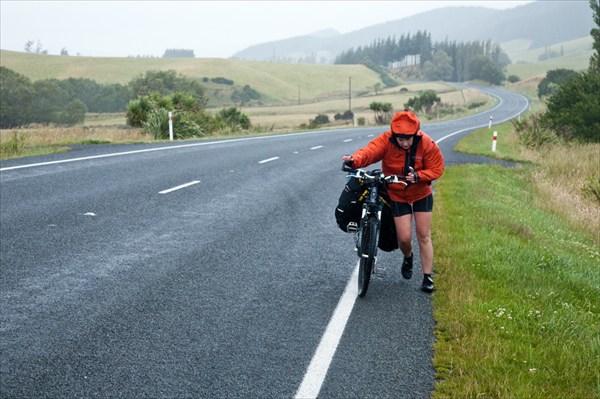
[24,40,33,53]
[537,69,579,98]
[59,99,87,125]
[231,85,261,106]
[589,0,600,74]
[541,0,600,143]
[468,55,505,85]
[544,72,600,142]
[423,50,453,81]
[0,67,35,128]
[373,82,383,95]
[31,79,68,123]
[405,90,441,114]
[419,90,441,113]
[162,49,195,58]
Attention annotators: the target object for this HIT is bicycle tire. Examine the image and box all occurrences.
[358,216,378,298]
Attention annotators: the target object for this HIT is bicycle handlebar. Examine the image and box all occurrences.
[342,162,409,185]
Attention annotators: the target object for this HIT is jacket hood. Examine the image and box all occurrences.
[390,110,420,136]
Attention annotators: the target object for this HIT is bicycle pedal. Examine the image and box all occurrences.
[347,222,358,234]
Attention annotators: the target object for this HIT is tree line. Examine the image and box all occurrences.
[335,31,433,68]
[0,68,262,130]
[335,31,508,85]
[1,67,131,128]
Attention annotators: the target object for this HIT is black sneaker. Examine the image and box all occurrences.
[401,253,413,279]
[421,274,434,293]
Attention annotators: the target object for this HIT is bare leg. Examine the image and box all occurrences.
[414,212,433,274]
[394,214,413,257]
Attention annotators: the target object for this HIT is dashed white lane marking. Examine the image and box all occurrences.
[158,180,201,194]
[343,139,353,142]
[258,157,279,164]
[310,146,323,150]
[295,262,359,399]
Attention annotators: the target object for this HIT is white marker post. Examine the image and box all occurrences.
[492,131,498,152]
[168,111,174,141]
[488,116,493,130]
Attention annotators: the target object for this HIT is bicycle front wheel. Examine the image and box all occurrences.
[358,216,378,298]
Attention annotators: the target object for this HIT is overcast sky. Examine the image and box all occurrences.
[1,1,533,58]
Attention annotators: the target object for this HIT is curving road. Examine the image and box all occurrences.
[0,85,528,398]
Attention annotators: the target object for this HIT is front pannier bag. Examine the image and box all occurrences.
[334,178,398,252]
[335,176,365,233]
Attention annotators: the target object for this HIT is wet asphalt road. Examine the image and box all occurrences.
[0,85,528,398]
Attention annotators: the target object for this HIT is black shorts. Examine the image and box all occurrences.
[391,194,434,217]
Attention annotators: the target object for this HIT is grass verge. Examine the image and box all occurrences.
[431,137,599,397]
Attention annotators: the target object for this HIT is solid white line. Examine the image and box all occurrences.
[158,180,200,194]
[258,157,279,164]
[310,146,323,150]
[295,263,359,399]
[0,129,334,172]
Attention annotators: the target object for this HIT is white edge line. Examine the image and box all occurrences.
[158,180,200,194]
[258,157,279,164]
[0,129,332,172]
[295,263,359,399]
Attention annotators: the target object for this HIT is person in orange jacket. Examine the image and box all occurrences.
[342,109,444,293]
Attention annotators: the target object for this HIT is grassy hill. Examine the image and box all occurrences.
[0,50,382,107]
[504,35,593,80]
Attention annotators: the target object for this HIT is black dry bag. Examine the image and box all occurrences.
[334,177,365,233]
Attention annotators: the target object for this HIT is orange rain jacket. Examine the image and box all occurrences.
[350,130,445,204]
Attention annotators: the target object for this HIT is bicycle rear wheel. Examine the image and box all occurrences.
[358,216,378,298]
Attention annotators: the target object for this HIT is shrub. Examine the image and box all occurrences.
[216,107,251,130]
[582,176,600,203]
[512,113,558,149]
[313,114,330,125]
[369,102,393,125]
[211,77,234,85]
[334,110,354,121]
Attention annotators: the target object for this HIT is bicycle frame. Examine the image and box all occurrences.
[342,163,407,297]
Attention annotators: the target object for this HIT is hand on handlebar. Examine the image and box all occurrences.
[406,166,419,184]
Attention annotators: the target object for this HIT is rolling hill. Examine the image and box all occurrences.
[232,1,594,64]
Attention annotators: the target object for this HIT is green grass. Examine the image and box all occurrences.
[454,122,529,163]
[433,106,599,398]
[431,155,600,396]
[0,131,71,159]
